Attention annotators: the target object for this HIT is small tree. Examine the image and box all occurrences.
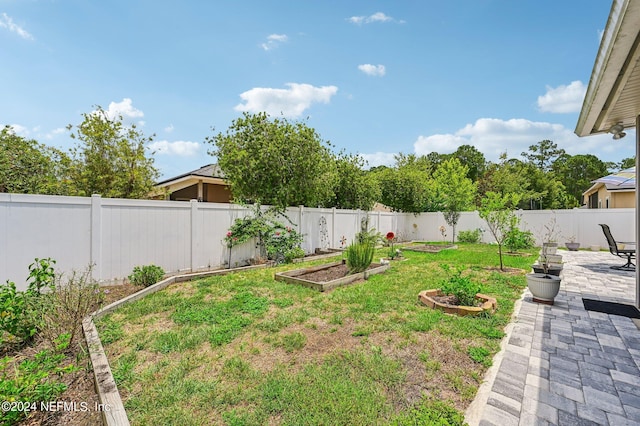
[433,158,476,242]
[479,192,521,271]
[67,107,159,198]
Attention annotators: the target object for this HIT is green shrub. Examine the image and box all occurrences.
[457,229,481,243]
[439,265,481,307]
[0,258,57,346]
[346,242,375,273]
[504,228,534,253]
[265,226,305,264]
[129,264,165,287]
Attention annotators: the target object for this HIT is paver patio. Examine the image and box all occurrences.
[466,250,640,426]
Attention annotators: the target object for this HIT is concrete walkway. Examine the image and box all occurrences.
[465,250,640,426]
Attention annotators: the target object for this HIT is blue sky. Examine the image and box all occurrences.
[1,1,632,180]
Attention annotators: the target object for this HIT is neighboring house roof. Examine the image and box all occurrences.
[152,164,229,198]
[155,164,226,186]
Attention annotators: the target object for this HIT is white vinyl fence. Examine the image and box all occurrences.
[0,193,634,290]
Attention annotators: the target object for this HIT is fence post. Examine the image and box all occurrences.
[191,199,199,272]
[90,194,102,282]
[331,207,336,249]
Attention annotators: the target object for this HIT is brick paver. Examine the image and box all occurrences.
[466,250,640,425]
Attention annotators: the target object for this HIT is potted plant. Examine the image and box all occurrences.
[527,217,563,304]
[527,240,562,305]
[565,235,580,251]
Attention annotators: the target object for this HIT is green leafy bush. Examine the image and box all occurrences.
[439,265,481,307]
[504,228,534,252]
[265,226,305,264]
[457,229,481,243]
[129,264,165,287]
[224,204,305,264]
[0,258,56,346]
[346,242,375,273]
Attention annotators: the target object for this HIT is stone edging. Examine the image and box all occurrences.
[82,263,272,426]
[418,289,497,316]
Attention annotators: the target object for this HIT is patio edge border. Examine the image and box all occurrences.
[463,288,527,425]
[82,263,272,426]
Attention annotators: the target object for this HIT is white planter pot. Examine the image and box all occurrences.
[526,273,561,305]
[539,254,562,264]
[542,243,558,255]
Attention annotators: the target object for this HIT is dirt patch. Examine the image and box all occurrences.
[483,266,526,275]
[296,263,382,283]
[403,244,457,253]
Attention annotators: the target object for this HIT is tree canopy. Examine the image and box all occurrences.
[208,112,336,210]
[66,107,159,198]
[0,126,71,195]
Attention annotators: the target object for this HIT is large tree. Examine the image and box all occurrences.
[451,145,486,182]
[552,154,610,205]
[332,152,380,211]
[67,107,159,198]
[0,126,71,195]
[432,158,476,242]
[521,139,565,172]
[207,112,336,209]
[374,158,437,213]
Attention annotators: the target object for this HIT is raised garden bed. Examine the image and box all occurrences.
[403,243,458,253]
[418,289,496,317]
[274,261,389,292]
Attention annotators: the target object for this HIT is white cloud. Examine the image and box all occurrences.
[358,64,386,76]
[261,33,288,51]
[104,98,144,120]
[360,152,396,168]
[348,12,404,25]
[148,140,200,157]
[45,127,66,140]
[7,124,29,136]
[414,117,619,163]
[0,13,34,40]
[537,80,586,113]
[164,124,174,133]
[234,83,338,118]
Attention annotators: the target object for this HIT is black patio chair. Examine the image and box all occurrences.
[599,224,636,271]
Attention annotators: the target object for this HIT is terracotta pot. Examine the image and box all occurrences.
[526,273,561,305]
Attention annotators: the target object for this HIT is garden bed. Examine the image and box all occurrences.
[274,261,389,291]
[418,289,497,317]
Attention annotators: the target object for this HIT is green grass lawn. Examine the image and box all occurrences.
[96,243,537,426]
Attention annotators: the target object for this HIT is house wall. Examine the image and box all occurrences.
[205,183,232,203]
[586,186,636,208]
[170,183,231,202]
[613,192,635,208]
[0,192,635,290]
